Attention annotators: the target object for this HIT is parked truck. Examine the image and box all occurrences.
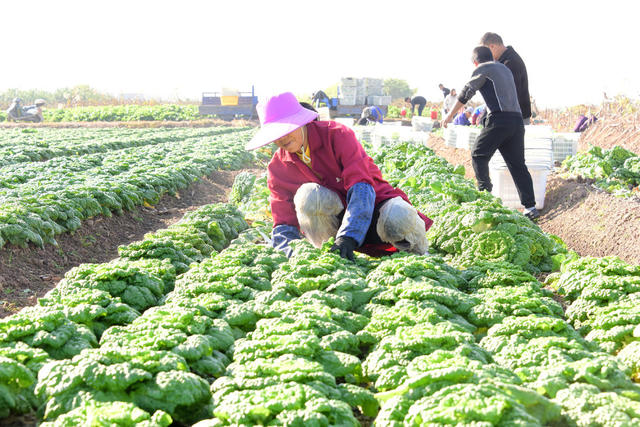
[199,86,258,120]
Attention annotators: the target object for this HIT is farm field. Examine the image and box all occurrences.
[0,104,202,123]
[1,123,640,426]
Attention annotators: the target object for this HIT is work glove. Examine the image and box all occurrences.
[331,236,358,261]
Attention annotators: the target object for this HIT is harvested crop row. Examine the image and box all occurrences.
[547,256,640,380]
[0,203,249,421]
[5,133,640,426]
[0,127,241,167]
[41,104,201,122]
[229,140,640,424]
[362,255,566,425]
[0,128,255,249]
[562,145,640,199]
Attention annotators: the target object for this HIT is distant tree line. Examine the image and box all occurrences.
[0,85,124,108]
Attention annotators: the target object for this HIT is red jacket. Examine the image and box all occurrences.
[267,121,433,232]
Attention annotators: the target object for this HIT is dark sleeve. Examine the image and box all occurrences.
[502,59,521,83]
[458,73,486,104]
[504,58,531,118]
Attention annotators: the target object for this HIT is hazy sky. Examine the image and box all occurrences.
[4,0,638,108]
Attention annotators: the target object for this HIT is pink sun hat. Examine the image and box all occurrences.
[245,92,319,150]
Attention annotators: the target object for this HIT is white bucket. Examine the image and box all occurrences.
[489,163,550,210]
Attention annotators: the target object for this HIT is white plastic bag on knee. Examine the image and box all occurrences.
[377,197,429,255]
[294,183,344,248]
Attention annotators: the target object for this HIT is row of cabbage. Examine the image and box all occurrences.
[9,230,640,425]
[547,256,640,379]
[3,134,640,425]
[227,141,640,424]
[0,127,255,249]
[233,140,567,275]
[0,105,202,123]
[562,145,640,199]
[0,203,250,423]
[0,127,241,167]
[41,104,202,122]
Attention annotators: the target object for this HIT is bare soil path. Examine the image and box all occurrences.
[0,169,245,317]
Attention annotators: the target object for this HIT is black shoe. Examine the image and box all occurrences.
[524,207,540,221]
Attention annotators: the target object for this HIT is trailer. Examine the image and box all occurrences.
[199,86,258,120]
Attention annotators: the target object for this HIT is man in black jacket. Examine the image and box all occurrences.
[480,32,531,124]
[441,46,539,221]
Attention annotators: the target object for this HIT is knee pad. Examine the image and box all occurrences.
[376,197,428,254]
[294,183,344,248]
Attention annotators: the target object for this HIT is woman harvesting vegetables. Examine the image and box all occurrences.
[245,92,433,260]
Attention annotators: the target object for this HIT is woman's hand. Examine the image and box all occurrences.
[331,236,358,261]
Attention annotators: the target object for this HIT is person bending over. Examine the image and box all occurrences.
[245,92,433,259]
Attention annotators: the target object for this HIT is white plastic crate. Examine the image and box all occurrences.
[317,107,331,121]
[355,95,366,105]
[341,77,359,87]
[524,125,553,139]
[366,87,384,96]
[353,126,375,144]
[411,116,433,132]
[367,95,391,105]
[221,87,239,96]
[491,143,553,168]
[363,78,383,87]
[467,128,482,150]
[444,128,457,147]
[454,126,472,149]
[489,164,550,210]
[339,95,356,106]
[339,86,358,97]
[372,125,426,149]
[552,132,580,163]
[525,137,552,150]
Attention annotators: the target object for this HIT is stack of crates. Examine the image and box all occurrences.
[353,122,432,150]
[363,78,384,95]
[339,77,391,106]
[339,78,358,106]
